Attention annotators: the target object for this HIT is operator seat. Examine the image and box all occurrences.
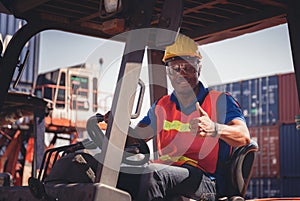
[216,139,258,201]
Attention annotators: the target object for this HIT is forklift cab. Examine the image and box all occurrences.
[0,0,299,201]
[28,25,259,201]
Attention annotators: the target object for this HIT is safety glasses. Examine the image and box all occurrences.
[166,61,200,76]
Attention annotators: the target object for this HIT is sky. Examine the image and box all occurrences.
[39,23,294,87]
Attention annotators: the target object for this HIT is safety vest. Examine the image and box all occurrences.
[154,90,224,174]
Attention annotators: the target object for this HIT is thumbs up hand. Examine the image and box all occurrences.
[189,102,215,137]
[195,102,209,117]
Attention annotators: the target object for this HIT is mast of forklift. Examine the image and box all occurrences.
[0,0,183,194]
[95,0,183,188]
[287,0,300,105]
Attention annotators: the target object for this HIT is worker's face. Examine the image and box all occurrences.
[166,58,201,95]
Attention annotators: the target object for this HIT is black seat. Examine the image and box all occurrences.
[217,140,259,201]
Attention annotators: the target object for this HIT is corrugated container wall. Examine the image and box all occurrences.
[246,177,300,199]
[241,76,279,127]
[281,177,300,197]
[250,125,280,178]
[0,13,40,94]
[278,73,300,124]
[226,82,242,103]
[210,75,280,127]
[280,123,300,177]
[209,81,242,105]
[210,84,227,95]
[245,178,281,199]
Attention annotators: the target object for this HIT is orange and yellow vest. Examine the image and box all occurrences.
[154,90,228,174]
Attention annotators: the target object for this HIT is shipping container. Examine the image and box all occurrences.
[226,81,242,103]
[280,123,300,177]
[250,125,280,178]
[278,73,300,124]
[280,177,300,197]
[246,178,281,199]
[0,13,40,93]
[209,81,242,105]
[241,78,259,126]
[210,83,226,94]
[210,73,299,127]
[241,76,279,126]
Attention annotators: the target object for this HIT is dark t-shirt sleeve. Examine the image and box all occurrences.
[223,93,245,124]
[139,102,157,130]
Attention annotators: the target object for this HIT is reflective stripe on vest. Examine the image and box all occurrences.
[163,120,190,132]
[154,90,222,174]
[159,154,202,169]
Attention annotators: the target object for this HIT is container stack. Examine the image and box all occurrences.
[210,72,300,199]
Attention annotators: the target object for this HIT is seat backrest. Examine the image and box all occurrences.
[216,140,258,200]
[227,140,259,198]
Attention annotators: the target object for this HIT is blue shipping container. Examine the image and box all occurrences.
[210,83,226,94]
[0,13,39,93]
[246,177,300,199]
[241,78,259,126]
[280,123,300,177]
[209,81,242,105]
[226,82,241,104]
[245,178,281,199]
[281,177,300,197]
[241,76,278,126]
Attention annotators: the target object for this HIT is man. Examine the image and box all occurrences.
[130,34,250,201]
[42,33,250,201]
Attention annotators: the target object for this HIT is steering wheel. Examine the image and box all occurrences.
[86,113,106,148]
[86,113,150,165]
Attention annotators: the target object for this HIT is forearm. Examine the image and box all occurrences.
[216,120,250,147]
[126,123,155,143]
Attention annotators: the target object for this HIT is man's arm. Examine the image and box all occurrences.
[189,102,250,147]
[133,123,155,142]
[104,110,155,144]
[216,119,250,147]
[129,102,157,143]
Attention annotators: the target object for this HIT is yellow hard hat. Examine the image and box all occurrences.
[162,34,202,63]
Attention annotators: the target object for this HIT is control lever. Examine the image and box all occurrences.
[13,50,29,89]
